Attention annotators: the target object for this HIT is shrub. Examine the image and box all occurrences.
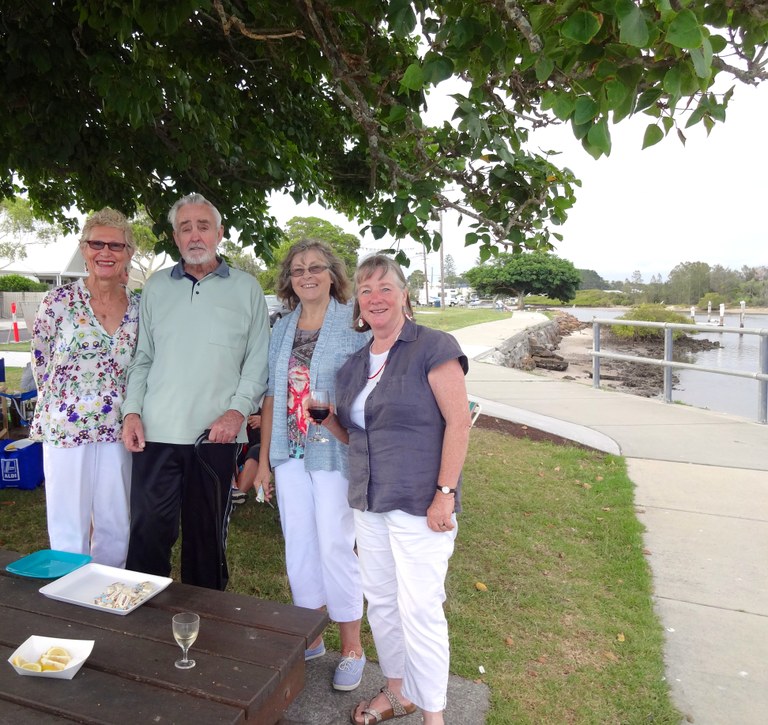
[525,295,563,306]
[697,293,727,311]
[572,289,610,306]
[0,274,47,292]
[611,304,690,341]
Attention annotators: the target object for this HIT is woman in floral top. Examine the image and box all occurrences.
[30,208,140,568]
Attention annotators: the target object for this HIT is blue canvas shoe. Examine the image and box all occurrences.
[333,651,366,691]
[304,640,326,661]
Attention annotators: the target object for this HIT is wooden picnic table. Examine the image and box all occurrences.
[0,549,327,723]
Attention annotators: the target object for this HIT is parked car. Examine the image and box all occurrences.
[265,294,290,326]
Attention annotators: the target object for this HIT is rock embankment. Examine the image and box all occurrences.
[484,312,586,371]
[524,313,586,371]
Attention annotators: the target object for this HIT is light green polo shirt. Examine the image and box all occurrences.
[123,259,269,444]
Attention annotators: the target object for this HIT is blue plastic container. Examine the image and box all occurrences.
[0,439,44,490]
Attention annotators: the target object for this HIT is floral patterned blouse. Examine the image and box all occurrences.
[29,278,141,448]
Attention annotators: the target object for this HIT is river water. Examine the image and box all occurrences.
[564,307,767,421]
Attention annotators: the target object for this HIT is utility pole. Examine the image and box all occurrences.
[423,245,429,307]
[439,210,446,309]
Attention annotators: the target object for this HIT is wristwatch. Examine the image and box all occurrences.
[436,485,456,495]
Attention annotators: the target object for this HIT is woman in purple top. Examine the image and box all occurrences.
[332,255,470,725]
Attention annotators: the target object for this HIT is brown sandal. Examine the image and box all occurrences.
[350,686,417,724]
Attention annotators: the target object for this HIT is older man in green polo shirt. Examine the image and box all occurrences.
[122,192,269,590]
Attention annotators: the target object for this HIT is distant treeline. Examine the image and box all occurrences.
[576,263,768,309]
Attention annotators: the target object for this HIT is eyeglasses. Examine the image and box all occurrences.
[85,240,127,252]
[289,264,329,278]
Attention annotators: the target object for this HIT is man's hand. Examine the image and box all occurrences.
[207,409,245,443]
[122,413,146,453]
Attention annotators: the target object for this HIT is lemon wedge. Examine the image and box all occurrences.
[43,654,71,665]
[11,655,26,667]
[21,662,42,672]
[45,646,70,658]
[40,658,66,672]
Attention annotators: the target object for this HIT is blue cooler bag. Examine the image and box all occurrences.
[0,439,44,490]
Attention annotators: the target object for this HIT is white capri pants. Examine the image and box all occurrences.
[43,441,132,568]
[274,457,363,622]
[354,508,457,713]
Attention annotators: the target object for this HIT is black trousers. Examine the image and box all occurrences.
[126,441,238,590]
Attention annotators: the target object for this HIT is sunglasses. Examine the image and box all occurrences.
[85,240,127,252]
[289,264,329,278]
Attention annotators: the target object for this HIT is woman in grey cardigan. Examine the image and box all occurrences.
[254,239,370,691]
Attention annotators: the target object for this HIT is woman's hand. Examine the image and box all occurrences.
[426,492,455,532]
[252,462,274,502]
[322,405,350,445]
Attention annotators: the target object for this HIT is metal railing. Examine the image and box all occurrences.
[591,319,768,424]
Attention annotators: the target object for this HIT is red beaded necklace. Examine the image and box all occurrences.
[367,358,388,380]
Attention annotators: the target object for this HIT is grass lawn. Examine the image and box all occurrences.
[0,341,31,353]
[0,306,680,722]
[0,429,680,723]
[413,306,508,331]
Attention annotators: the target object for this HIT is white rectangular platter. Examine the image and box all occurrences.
[39,563,172,616]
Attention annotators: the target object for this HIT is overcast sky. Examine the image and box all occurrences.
[270,80,767,284]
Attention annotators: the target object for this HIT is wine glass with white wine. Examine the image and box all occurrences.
[172,612,200,669]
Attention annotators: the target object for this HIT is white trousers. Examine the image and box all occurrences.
[43,442,132,568]
[354,508,457,712]
[274,457,363,622]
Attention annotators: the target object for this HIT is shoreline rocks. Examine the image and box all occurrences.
[506,311,722,399]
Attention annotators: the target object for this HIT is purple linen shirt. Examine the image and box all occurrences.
[335,319,468,516]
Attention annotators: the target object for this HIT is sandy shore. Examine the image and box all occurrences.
[533,326,597,384]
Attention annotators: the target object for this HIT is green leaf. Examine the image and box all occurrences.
[604,79,628,110]
[642,124,664,149]
[552,94,575,121]
[573,95,599,125]
[561,11,602,44]
[587,119,611,155]
[618,4,649,47]
[423,55,455,85]
[635,87,662,113]
[663,67,683,96]
[592,0,617,12]
[571,119,591,141]
[685,105,706,128]
[690,36,713,79]
[666,10,702,49]
[387,105,407,124]
[399,63,424,92]
[528,4,559,33]
[387,0,417,36]
[401,213,418,232]
[595,60,618,81]
[709,34,727,53]
[535,56,555,82]
[370,225,388,240]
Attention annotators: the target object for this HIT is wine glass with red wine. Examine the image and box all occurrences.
[307,389,331,443]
